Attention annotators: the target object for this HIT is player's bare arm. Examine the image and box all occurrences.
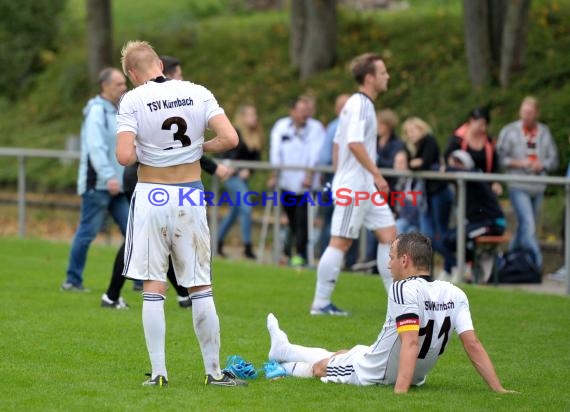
[460,330,514,393]
[348,141,389,192]
[203,114,238,153]
[332,142,339,172]
[394,330,420,394]
[116,131,137,166]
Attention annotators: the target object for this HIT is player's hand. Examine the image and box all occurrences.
[107,178,120,196]
[530,159,544,173]
[238,168,250,180]
[374,174,389,193]
[491,182,503,196]
[267,175,277,189]
[302,175,312,189]
[215,163,232,181]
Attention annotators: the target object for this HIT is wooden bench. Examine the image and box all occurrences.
[473,233,511,285]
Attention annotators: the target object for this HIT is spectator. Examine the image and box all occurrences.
[61,67,128,292]
[359,109,405,271]
[268,97,325,267]
[496,96,559,271]
[444,107,502,195]
[443,150,506,282]
[377,109,405,190]
[402,117,454,276]
[217,104,263,259]
[392,150,422,235]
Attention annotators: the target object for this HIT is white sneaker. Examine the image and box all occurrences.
[547,267,567,282]
[101,293,129,309]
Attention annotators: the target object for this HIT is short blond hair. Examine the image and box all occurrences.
[521,96,539,111]
[377,109,399,131]
[121,40,161,76]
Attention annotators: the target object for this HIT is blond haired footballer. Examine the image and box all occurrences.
[268,232,515,394]
[116,40,244,387]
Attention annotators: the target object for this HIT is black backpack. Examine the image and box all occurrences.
[492,249,542,284]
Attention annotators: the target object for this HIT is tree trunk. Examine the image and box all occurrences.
[86,0,113,85]
[512,0,531,69]
[463,0,491,87]
[289,0,306,71]
[300,0,337,79]
[488,0,507,65]
[499,0,530,87]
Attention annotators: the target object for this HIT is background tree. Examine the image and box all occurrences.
[463,0,531,88]
[0,0,66,99]
[290,0,337,79]
[86,0,113,86]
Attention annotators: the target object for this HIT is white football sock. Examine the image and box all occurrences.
[377,243,393,292]
[312,247,344,308]
[142,293,167,379]
[190,288,221,378]
[267,313,333,364]
[281,362,314,378]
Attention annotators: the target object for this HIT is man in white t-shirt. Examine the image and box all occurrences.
[115,40,245,387]
[311,53,397,315]
[267,232,514,394]
[268,96,325,266]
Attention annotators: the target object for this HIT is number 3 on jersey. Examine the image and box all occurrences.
[418,316,451,359]
[162,116,191,150]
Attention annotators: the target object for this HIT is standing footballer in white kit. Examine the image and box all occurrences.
[311,53,397,316]
[268,233,514,394]
[116,40,245,387]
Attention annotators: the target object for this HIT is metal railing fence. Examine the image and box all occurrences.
[1,147,568,294]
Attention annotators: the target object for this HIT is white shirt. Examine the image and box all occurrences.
[332,92,377,194]
[269,116,325,193]
[354,277,474,386]
[116,78,224,167]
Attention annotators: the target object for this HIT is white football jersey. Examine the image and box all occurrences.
[354,277,474,386]
[116,78,224,167]
[332,92,377,194]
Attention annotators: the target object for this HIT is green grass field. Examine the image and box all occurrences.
[1,237,569,411]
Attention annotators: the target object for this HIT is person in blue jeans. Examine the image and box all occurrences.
[403,117,454,275]
[496,96,558,270]
[217,104,263,259]
[62,68,129,291]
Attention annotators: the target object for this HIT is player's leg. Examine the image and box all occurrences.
[311,202,361,314]
[166,257,191,308]
[64,190,108,289]
[123,185,171,384]
[367,202,397,291]
[267,313,333,367]
[102,241,129,307]
[142,280,168,383]
[172,194,243,385]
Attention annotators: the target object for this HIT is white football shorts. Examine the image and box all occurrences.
[320,345,369,385]
[123,182,211,288]
[330,190,395,239]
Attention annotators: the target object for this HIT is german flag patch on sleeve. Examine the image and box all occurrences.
[396,313,420,333]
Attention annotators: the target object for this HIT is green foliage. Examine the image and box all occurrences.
[0,0,67,99]
[1,237,569,411]
[0,1,569,189]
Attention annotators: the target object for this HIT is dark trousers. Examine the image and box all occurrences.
[282,194,308,261]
